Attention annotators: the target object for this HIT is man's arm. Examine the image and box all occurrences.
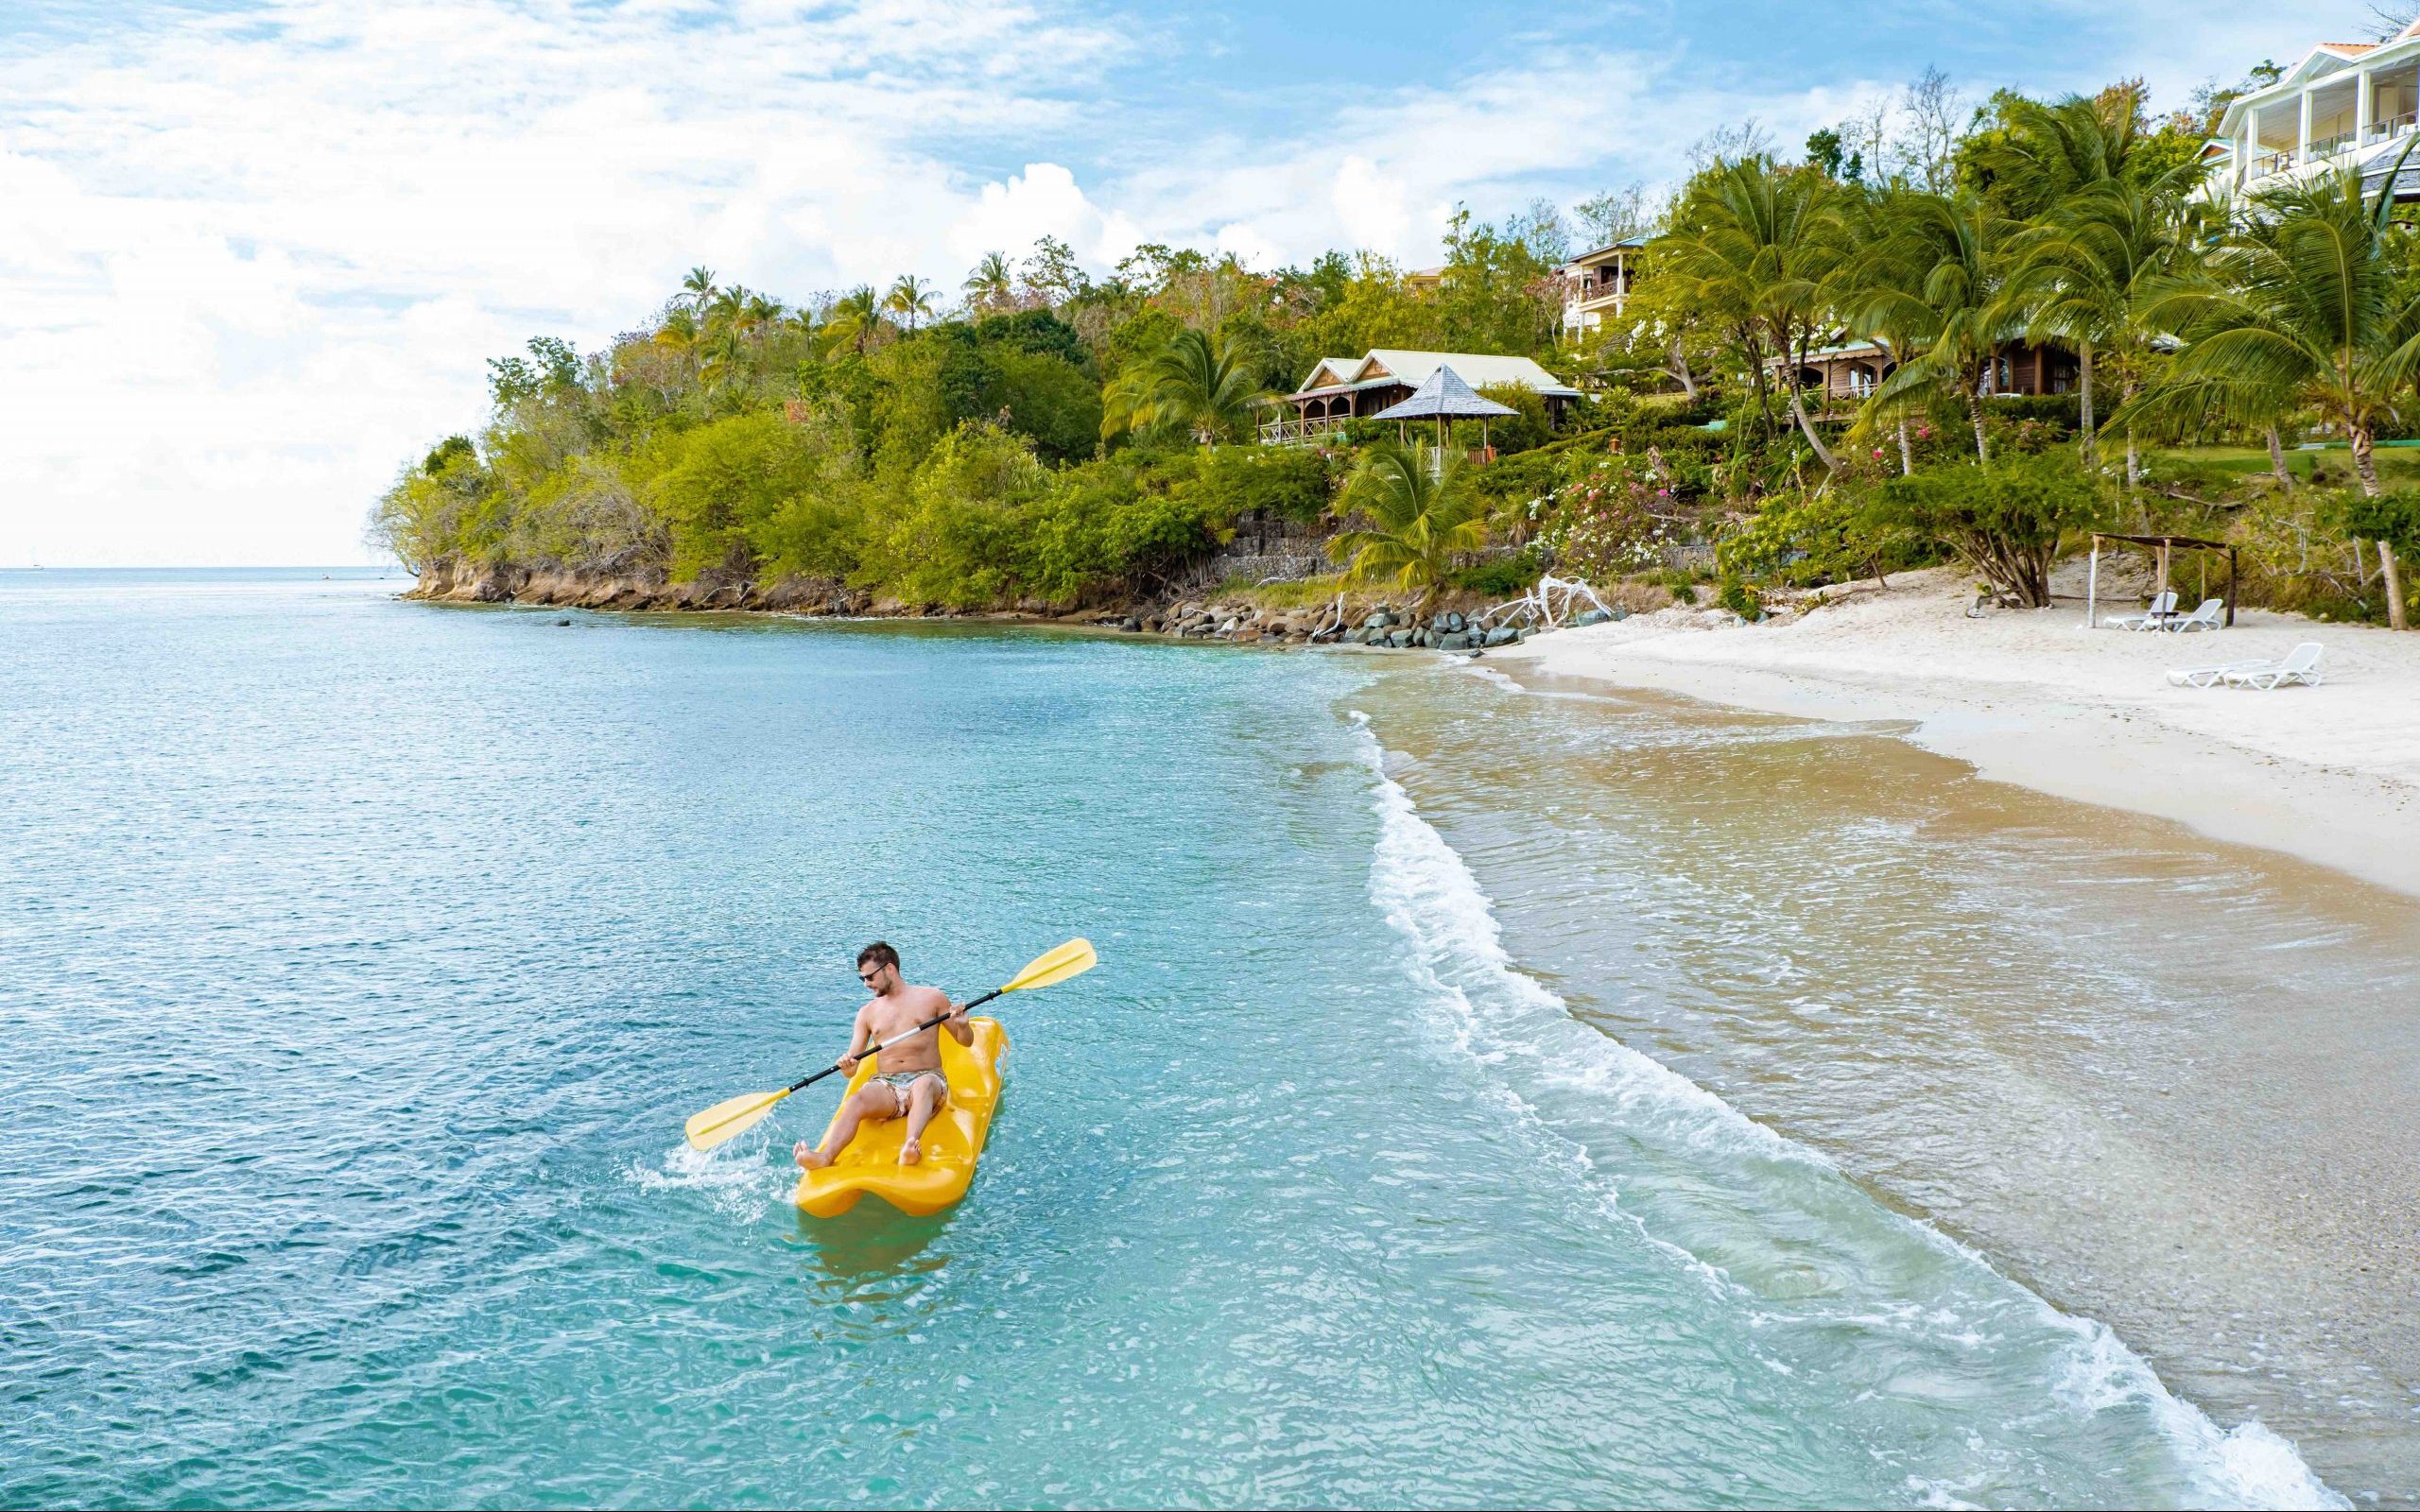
[938,989,974,1045]
[837,1004,874,1074]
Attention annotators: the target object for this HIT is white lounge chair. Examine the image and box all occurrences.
[2221,643,2325,690]
[2107,591,2178,630]
[2162,597,2224,633]
[2167,660,2264,688]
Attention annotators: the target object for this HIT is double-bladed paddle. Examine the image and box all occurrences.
[682,937,1098,1153]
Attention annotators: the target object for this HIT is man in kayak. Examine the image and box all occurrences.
[795,942,970,1170]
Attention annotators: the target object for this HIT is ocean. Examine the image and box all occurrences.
[0,569,2349,1507]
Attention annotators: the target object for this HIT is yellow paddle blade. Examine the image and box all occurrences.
[683,1088,790,1152]
[1001,936,1097,993]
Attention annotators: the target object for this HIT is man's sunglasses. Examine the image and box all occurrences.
[857,969,883,985]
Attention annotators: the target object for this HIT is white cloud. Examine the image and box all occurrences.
[0,0,2380,565]
[0,0,1126,566]
[946,162,1145,278]
[1329,156,1410,260]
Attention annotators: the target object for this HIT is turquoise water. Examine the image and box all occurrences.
[0,570,2338,1508]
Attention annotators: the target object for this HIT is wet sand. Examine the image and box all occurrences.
[1357,665,2420,1504]
[1495,569,2420,901]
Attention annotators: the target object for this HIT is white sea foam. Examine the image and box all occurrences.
[624,1135,790,1223]
[1453,661,1526,695]
[1350,717,2345,1510]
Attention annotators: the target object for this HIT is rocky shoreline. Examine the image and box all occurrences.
[405,559,1607,649]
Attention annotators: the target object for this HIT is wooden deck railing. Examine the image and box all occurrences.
[1258,415,1348,446]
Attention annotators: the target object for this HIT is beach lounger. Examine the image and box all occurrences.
[2162,597,2224,633]
[2219,643,2325,690]
[2167,660,2264,688]
[2107,591,2178,630]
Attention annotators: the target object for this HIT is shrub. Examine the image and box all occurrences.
[1716,576,1762,617]
[1983,393,2083,429]
[1469,383,1551,454]
[651,410,860,580]
[1450,550,1544,596]
[1716,488,1940,588]
[1872,455,2109,607]
[1539,455,1685,581]
[1185,445,1337,524]
[2339,490,2420,553]
[857,421,1052,606]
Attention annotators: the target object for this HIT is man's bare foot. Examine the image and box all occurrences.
[898,1138,922,1166]
[794,1141,830,1171]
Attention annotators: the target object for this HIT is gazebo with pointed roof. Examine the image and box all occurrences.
[1369,364,1519,455]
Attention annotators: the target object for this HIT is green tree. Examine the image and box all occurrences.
[651,410,855,580]
[1436,205,1561,355]
[1326,440,1490,612]
[2127,163,2420,627]
[1100,326,1268,446]
[1019,235,1087,307]
[1871,453,2105,607]
[1656,156,1848,468]
[962,252,1014,314]
[2003,176,2199,476]
[823,285,887,355]
[886,274,938,333]
[1850,191,2014,463]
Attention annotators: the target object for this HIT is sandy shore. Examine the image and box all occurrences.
[1494,567,2420,899]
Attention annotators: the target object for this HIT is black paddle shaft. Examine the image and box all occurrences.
[784,988,1004,1093]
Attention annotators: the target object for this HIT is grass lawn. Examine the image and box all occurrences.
[2147,442,2420,488]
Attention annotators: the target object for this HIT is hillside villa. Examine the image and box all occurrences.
[1557,238,1648,338]
[1776,338,2080,413]
[1261,350,1584,444]
[2207,18,2420,200]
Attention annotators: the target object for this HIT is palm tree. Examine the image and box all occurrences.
[2126,163,2420,627]
[1655,157,1848,471]
[682,266,717,310]
[739,293,786,352]
[1964,87,2151,220]
[1835,187,1938,474]
[2003,178,2199,478]
[1850,191,2014,464]
[1100,327,1267,446]
[962,252,1013,314]
[822,285,886,355]
[706,285,749,335]
[1326,441,1489,614]
[885,275,938,333]
[653,304,702,378]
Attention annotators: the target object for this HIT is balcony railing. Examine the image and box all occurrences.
[2368,112,2418,142]
[2251,149,2294,179]
[1258,414,1347,447]
[2308,129,2359,160]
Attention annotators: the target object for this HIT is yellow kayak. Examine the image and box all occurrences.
[794,1017,1007,1217]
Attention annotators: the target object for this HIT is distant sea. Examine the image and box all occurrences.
[0,569,2343,1507]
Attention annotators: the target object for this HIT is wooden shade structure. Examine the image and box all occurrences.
[2085,533,2238,628]
[1369,364,1518,460]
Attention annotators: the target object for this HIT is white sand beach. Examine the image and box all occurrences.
[1495,567,2420,899]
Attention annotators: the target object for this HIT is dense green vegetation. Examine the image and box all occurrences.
[372,223,1568,609]
[375,68,2420,627]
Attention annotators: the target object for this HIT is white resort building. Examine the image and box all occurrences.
[2209,20,2420,200]
[1556,238,1648,338]
[1261,351,1583,445]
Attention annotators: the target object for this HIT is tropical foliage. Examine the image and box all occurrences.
[374,67,2420,628]
[1327,442,1490,610]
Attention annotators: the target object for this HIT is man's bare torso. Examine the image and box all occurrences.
[863,985,955,1074]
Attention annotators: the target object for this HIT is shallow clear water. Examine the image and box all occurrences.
[0,571,2342,1507]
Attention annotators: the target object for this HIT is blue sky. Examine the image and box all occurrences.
[0,0,2384,564]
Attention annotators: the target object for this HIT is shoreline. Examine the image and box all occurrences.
[1490,567,2420,901]
[1359,644,2420,1503]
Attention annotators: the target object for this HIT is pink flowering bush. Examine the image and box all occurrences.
[1537,450,1688,580]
